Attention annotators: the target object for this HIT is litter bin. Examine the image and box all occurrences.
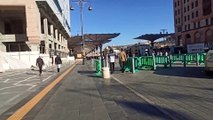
[102,67,110,79]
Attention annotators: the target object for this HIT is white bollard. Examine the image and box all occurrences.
[102,67,110,79]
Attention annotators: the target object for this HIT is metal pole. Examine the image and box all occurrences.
[79,0,85,65]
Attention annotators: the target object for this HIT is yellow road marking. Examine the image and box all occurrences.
[7,62,78,120]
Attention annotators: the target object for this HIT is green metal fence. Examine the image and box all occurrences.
[123,53,206,73]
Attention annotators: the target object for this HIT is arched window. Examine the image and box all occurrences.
[185,34,191,44]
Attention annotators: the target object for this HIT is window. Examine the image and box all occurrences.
[178,18,180,23]
[191,2,194,9]
[211,17,213,25]
[184,0,186,3]
[203,0,212,16]
[194,22,196,28]
[195,0,198,7]
[177,27,182,32]
[184,16,187,21]
[187,6,190,11]
[196,11,199,17]
[184,7,186,12]
[178,0,180,6]
[175,2,177,7]
[185,25,187,31]
[206,19,209,25]
[188,15,190,20]
[178,9,180,14]
[188,24,190,30]
[192,12,194,19]
[175,10,177,15]
[4,22,12,34]
[198,21,200,27]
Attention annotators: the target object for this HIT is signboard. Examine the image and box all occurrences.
[187,43,204,53]
[204,42,213,50]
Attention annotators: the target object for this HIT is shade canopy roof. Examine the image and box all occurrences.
[134,33,174,42]
[68,33,120,54]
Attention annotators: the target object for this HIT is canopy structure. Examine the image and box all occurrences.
[68,33,120,54]
[134,33,174,46]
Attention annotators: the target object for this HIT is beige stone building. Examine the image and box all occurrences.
[174,0,213,50]
[0,0,70,57]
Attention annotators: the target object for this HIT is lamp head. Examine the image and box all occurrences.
[70,6,74,11]
[88,6,92,11]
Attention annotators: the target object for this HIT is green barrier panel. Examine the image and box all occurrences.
[171,54,184,63]
[185,53,198,64]
[198,53,206,65]
[137,57,142,67]
[155,56,170,67]
[140,56,154,70]
[95,59,102,76]
[124,58,132,72]
[170,53,206,66]
[134,57,140,71]
[134,57,141,71]
[123,57,140,73]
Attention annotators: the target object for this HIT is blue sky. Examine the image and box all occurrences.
[70,0,174,46]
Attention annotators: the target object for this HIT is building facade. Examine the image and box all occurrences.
[174,0,213,50]
[0,0,71,57]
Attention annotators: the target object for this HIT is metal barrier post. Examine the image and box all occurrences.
[196,53,199,66]
[183,54,186,67]
[132,57,135,73]
[169,55,172,67]
[152,54,156,70]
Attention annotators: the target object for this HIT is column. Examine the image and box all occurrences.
[50,25,54,55]
[43,18,48,35]
[25,3,41,51]
[55,29,58,42]
[59,33,61,42]
[43,18,49,54]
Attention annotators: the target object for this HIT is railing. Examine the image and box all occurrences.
[123,53,206,73]
[0,34,27,42]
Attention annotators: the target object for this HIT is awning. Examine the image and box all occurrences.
[134,33,174,42]
[68,33,120,54]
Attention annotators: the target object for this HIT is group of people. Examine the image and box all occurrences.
[108,48,127,73]
[36,48,128,76]
[36,54,62,76]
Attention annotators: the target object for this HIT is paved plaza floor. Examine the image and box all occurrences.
[0,60,213,120]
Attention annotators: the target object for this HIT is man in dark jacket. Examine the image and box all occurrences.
[55,55,62,72]
[36,56,44,76]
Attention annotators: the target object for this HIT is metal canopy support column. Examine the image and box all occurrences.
[99,44,103,67]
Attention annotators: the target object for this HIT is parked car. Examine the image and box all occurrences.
[205,50,213,75]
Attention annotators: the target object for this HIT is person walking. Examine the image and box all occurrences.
[119,48,127,73]
[36,56,44,76]
[108,48,115,73]
[55,54,62,72]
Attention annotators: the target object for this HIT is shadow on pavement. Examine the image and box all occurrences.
[65,86,193,120]
[78,71,96,74]
[116,100,193,120]
[162,92,213,102]
[77,70,102,78]
[153,67,213,79]
[139,81,213,92]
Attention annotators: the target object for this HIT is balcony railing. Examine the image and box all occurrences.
[0,34,27,42]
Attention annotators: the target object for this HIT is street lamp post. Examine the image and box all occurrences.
[70,0,92,65]
[160,29,168,47]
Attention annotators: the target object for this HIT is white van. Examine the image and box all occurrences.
[205,50,213,75]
